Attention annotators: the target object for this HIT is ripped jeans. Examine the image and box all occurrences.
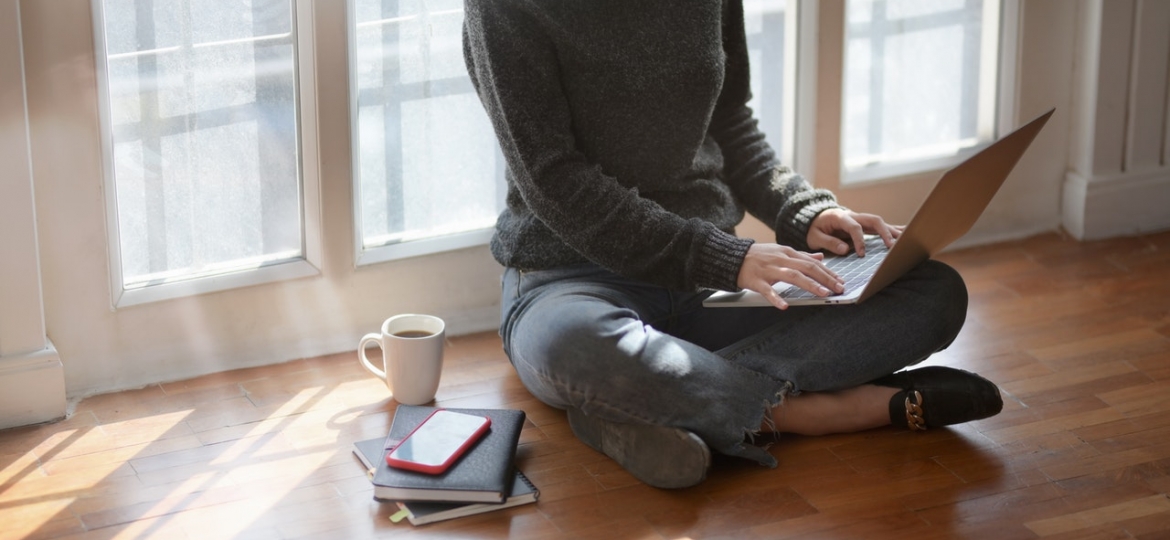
[498,260,968,467]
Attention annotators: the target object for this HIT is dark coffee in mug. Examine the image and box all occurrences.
[360,314,446,405]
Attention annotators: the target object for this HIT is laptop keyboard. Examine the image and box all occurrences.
[781,236,890,300]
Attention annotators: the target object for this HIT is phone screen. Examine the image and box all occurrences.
[388,410,489,468]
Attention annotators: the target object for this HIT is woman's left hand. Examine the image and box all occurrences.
[806,208,904,256]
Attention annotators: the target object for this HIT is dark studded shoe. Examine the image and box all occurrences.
[870,366,1004,431]
[567,407,710,489]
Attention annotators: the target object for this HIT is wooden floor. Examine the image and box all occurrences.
[3,231,1170,540]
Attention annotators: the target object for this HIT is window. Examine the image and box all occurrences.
[744,0,791,159]
[350,0,504,265]
[94,0,320,306]
[841,0,1002,182]
[90,0,1010,306]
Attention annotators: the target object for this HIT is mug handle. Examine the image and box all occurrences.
[357,333,387,379]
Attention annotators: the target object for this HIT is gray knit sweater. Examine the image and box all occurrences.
[462,0,840,292]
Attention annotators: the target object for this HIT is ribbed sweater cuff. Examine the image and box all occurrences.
[775,190,842,252]
[695,231,755,292]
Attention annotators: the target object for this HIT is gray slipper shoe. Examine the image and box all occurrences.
[567,407,710,489]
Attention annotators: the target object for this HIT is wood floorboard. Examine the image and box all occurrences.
[3,231,1170,539]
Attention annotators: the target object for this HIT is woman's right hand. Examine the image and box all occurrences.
[736,243,845,310]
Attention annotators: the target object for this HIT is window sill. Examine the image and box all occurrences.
[112,258,321,309]
[355,228,494,268]
[840,142,989,187]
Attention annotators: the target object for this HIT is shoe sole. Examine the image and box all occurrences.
[567,408,710,489]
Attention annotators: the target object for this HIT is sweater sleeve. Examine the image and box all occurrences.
[707,0,843,252]
[463,0,752,291]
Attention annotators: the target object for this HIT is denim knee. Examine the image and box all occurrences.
[918,260,968,351]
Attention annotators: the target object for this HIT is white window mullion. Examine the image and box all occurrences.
[790,0,819,176]
[295,0,322,270]
[996,0,1022,137]
[977,0,1002,140]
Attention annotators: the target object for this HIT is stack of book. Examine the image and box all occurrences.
[352,405,539,526]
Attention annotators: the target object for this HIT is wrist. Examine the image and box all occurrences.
[776,195,842,251]
[696,230,754,292]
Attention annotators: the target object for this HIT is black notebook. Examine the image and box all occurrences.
[355,406,526,504]
[395,470,538,525]
[353,437,538,525]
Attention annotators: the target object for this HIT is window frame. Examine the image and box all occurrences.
[91,0,323,309]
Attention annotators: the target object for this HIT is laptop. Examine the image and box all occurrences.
[704,108,1054,308]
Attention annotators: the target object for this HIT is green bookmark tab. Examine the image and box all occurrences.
[389,508,411,524]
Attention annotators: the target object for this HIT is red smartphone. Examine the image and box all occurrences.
[385,410,491,474]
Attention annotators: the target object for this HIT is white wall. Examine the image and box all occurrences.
[3,0,1165,416]
[1063,0,1170,240]
[0,0,66,428]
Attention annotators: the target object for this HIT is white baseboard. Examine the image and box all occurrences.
[947,222,1063,252]
[440,303,502,337]
[0,341,66,430]
[1063,168,1170,240]
[302,304,502,365]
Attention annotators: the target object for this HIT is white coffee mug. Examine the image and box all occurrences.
[358,314,445,405]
